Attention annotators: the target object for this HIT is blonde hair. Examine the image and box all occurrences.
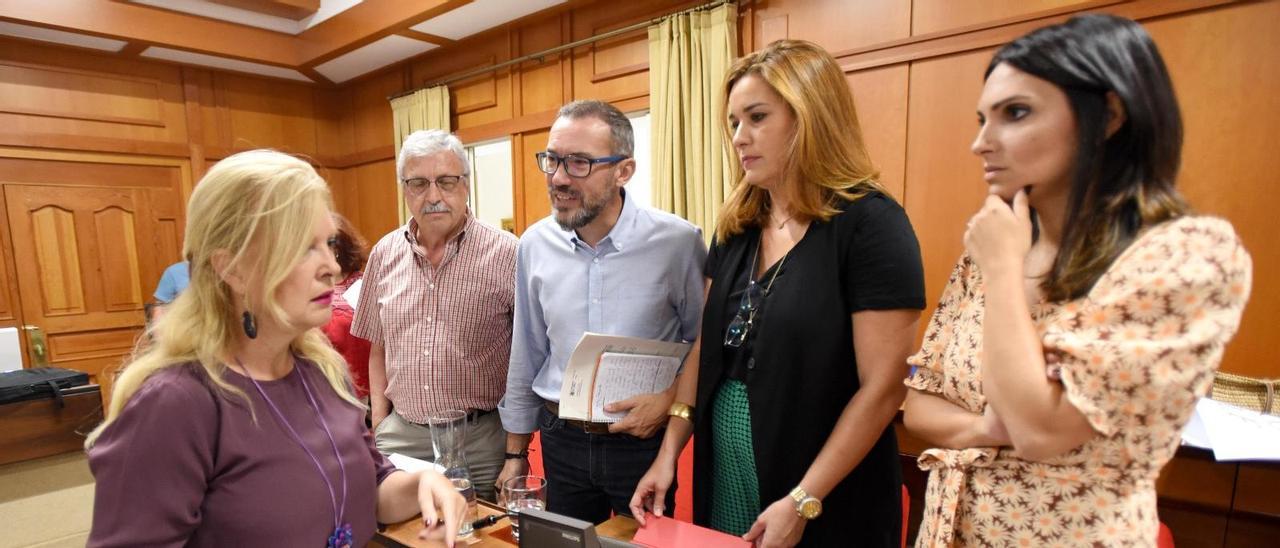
[715,39,888,242]
[87,150,359,447]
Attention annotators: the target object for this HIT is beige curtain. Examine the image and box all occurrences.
[648,3,737,242]
[389,85,450,224]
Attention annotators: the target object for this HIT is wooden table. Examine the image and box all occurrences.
[374,500,637,547]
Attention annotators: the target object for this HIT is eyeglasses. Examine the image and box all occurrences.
[402,175,466,195]
[724,239,790,348]
[724,280,765,348]
[535,151,628,178]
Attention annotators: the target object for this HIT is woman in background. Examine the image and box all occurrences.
[632,40,925,547]
[86,150,464,547]
[903,14,1252,546]
[322,212,372,400]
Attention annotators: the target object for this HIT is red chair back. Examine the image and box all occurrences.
[901,485,910,548]
[1158,521,1175,548]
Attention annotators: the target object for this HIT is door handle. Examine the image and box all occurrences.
[22,325,49,367]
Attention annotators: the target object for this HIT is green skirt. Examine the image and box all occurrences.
[709,379,761,536]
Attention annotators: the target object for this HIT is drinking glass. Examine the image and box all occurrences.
[502,475,547,542]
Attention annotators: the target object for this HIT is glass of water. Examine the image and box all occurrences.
[450,476,477,537]
[502,475,547,542]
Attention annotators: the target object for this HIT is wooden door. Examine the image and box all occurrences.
[4,185,165,394]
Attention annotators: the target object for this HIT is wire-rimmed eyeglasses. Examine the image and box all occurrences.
[402,175,466,195]
[535,151,629,178]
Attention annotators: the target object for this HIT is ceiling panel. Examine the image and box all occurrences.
[141,46,313,82]
[128,0,361,35]
[313,35,438,83]
[411,0,566,40]
[0,20,128,52]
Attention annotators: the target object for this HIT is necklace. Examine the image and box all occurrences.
[746,235,789,307]
[240,358,353,548]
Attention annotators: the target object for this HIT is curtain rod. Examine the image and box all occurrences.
[388,0,730,101]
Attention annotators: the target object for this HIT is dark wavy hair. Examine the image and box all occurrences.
[331,212,367,275]
[988,14,1189,302]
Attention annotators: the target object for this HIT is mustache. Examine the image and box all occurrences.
[420,202,451,215]
[550,185,581,198]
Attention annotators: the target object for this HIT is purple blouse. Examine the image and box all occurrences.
[87,359,396,547]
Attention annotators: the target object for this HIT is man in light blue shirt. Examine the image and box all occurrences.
[150,260,189,321]
[497,100,705,523]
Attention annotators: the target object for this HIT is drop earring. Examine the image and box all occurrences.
[242,296,258,339]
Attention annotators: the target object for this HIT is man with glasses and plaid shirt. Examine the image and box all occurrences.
[498,100,706,523]
[352,129,517,502]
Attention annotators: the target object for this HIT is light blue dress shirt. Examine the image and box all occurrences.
[499,191,707,434]
[153,261,190,303]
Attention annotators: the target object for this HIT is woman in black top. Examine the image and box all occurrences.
[630,40,925,547]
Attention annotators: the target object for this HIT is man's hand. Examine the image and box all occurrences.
[494,457,529,499]
[605,391,675,439]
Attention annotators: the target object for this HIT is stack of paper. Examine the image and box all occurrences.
[1181,397,1280,461]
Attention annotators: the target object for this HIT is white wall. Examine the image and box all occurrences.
[626,110,652,209]
[467,138,514,232]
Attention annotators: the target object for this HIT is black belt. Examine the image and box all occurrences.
[407,408,496,425]
[544,401,612,435]
[466,408,497,422]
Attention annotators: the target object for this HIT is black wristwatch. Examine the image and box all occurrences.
[504,451,528,460]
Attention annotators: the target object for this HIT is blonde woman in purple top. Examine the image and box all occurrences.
[85,150,465,548]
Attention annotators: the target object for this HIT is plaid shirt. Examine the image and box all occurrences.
[351,216,517,423]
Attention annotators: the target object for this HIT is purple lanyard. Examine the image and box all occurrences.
[241,358,352,547]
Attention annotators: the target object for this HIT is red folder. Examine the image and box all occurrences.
[631,516,752,548]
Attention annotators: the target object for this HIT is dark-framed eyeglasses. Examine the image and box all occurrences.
[402,175,466,195]
[535,151,629,178]
[724,280,765,348]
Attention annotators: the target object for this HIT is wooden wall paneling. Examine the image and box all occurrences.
[516,129,552,235]
[749,0,911,54]
[350,70,408,154]
[570,9,651,104]
[351,160,400,241]
[213,73,319,157]
[512,131,528,233]
[846,64,910,201]
[314,88,355,161]
[0,190,20,327]
[180,67,209,183]
[0,39,189,148]
[4,184,156,389]
[517,17,568,117]
[1143,0,1280,379]
[147,187,186,290]
[560,13,574,107]
[0,157,181,189]
[911,0,1097,37]
[902,49,994,336]
[323,167,361,232]
[409,30,515,130]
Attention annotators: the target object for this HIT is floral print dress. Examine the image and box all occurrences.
[905,217,1252,547]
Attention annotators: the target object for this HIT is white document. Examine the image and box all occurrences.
[1193,397,1280,461]
[344,278,363,311]
[387,452,446,473]
[0,327,21,372]
[559,333,691,423]
[1179,403,1213,450]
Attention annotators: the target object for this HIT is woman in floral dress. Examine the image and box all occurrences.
[902,14,1252,547]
